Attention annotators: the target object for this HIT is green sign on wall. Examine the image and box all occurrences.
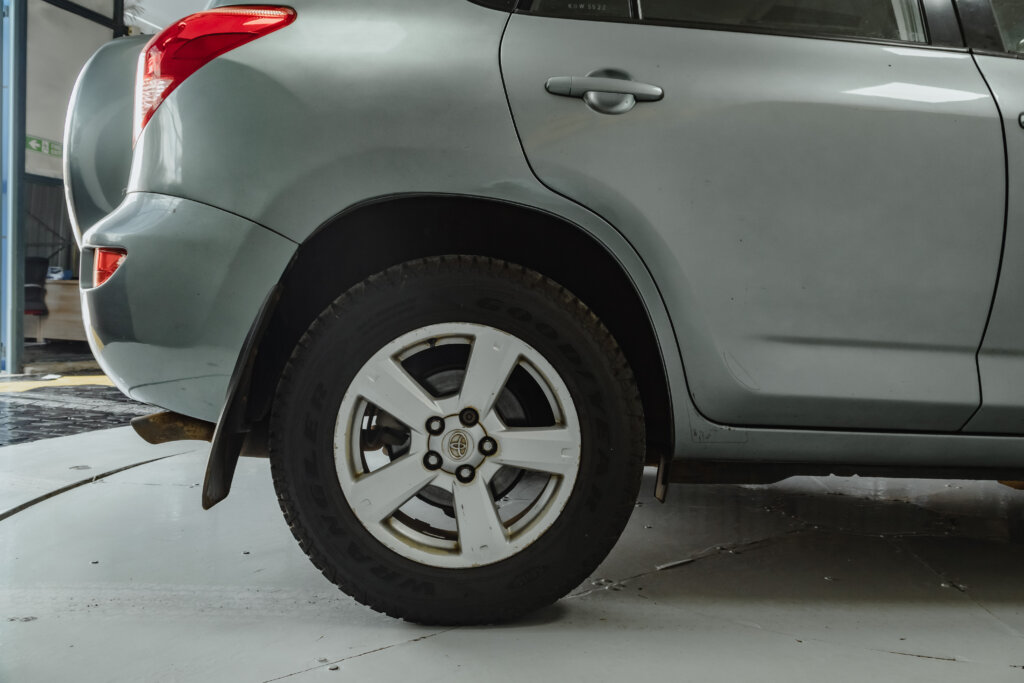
[26,135,63,158]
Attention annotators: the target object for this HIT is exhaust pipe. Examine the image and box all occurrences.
[131,411,215,444]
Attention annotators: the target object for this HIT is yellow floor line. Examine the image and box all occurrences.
[0,375,115,393]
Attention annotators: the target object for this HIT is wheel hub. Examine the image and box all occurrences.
[430,419,490,472]
[442,429,472,461]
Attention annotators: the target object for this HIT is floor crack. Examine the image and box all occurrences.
[262,629,456,682]
[0,453,186,522]
[892,537,1024,641]
[879,650,959,663]
[567,531,804,600]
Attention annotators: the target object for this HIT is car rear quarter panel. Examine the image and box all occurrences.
[127,0,694,444]
[131,0,532,241]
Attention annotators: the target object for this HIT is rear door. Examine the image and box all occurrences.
[959,0,1024,434]
[502,0,1006,432]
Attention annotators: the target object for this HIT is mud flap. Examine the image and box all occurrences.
[202,284,281,509]
[655,450,670,502]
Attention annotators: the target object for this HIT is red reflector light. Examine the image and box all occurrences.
[94,248,127,287]
[133,5,296,144]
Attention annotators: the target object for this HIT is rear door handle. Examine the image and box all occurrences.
[545,76,664,102]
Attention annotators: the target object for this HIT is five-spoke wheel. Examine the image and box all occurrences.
[269,256,644,624]
[337,322,582,568]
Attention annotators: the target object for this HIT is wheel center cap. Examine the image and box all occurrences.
[443,429,472,461]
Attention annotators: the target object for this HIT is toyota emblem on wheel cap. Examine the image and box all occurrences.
[444,430,471,460]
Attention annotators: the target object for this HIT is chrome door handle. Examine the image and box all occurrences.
[545,76,664,102]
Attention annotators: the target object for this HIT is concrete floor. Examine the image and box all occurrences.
[2,428,1024,682]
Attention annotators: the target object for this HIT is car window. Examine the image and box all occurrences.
[640,0,927,43]
[519,0,633,20]
[991,0,1024,53]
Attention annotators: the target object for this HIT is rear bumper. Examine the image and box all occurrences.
[81,192,296,422]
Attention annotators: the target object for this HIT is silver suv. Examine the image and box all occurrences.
[65,0,1024,624]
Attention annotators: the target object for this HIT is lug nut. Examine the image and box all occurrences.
[426,416,445,435]
[479,437,498,456]
[423,451,443,471]
[459,408,479,427]
[456,465,476,483]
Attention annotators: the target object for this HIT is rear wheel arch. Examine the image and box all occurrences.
[246,194,674,464]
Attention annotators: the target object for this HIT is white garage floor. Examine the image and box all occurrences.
[2,428,1024,682]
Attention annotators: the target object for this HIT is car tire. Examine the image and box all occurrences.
[269,255,645,624]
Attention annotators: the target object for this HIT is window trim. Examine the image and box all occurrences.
[955,0,1024,58]
[923,0,965,48]
[467,0,517,11]
[517,0,971,52]
[516,0,635,21]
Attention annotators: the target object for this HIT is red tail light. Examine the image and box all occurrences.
[94,248,127,287]
[133,5,296,144]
